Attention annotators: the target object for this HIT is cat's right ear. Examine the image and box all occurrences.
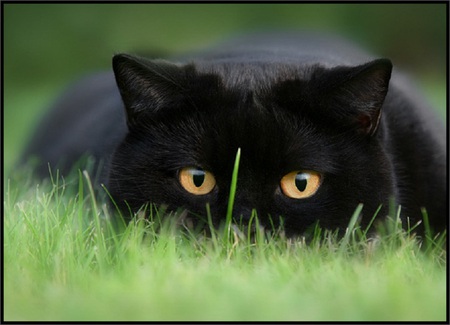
[316,59,393,136]
[112,54,185,127]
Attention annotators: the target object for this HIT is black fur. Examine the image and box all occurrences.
[22,32,447,235]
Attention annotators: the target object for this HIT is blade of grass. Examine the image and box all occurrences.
[205,203,219,251]
[223,148,241,243]
[83,170,110,271]
[83,170,99,218]
[101,184,127,230]
[421,207,432,253]
[338,203,363,255]
[362,204,382,238]
[77,170,85,231]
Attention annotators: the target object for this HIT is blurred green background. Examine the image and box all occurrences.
[3,3,447,174]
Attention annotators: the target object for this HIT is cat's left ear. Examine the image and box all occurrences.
[112,54,185,127]
[319,59,392,136]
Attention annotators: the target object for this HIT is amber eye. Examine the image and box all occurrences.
[280,171,321,199]
[179,167,216,195]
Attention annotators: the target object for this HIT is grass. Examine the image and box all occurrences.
[3,158,447,322]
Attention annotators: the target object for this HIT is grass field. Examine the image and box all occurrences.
[3,166,447,322]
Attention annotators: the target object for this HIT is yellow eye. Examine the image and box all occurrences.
[280,171,321,199]
[179,167,216,195]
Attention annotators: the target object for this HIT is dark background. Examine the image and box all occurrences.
[3,3,447,173]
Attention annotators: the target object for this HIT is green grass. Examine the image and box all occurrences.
[3,160,447,322]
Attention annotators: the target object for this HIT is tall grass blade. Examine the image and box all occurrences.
[205,203,219,250]
[83,170,109,271]
[362,204,382,238]
[421,207,433,253]
[339,203,363,255]
[83,170,99,218]
[224,148,241,242]
[101,184,127,230]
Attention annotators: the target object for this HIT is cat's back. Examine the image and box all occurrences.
[21,71,127,178]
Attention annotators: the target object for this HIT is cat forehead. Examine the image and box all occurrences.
[192,60,319,90]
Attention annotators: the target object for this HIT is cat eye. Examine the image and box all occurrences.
[179,167,216,195]
[280,171,321,199]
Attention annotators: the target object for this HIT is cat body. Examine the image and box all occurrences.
[22,32,447,234]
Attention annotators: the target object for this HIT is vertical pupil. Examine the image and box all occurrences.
[192,169,205,187]
[295,173,308,192]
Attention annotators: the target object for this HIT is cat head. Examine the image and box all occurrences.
[108,53,394,235]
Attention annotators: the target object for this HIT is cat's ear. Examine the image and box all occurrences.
[318,59,392,136]
[112,54,185,126]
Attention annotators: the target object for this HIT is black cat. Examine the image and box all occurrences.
[21,32,447,235]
